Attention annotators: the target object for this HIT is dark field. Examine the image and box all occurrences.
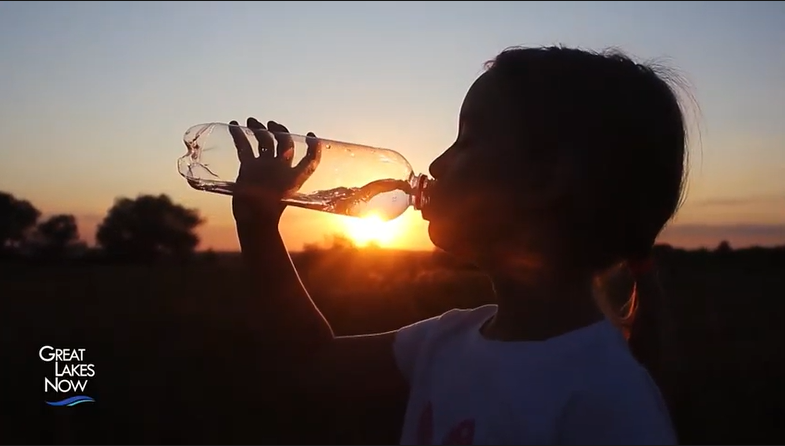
[1,245,783,444]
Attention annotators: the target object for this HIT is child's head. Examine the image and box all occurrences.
[424,46,689,276]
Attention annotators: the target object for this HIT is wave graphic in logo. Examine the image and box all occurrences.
[46,395,95,407]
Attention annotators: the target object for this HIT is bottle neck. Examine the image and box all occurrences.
[411,174,433,211]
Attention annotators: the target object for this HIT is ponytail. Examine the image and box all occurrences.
[621,256,673,384]
[595,255,673,382]
[618,257,654,340]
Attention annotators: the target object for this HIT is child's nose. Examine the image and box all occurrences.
[428,148,453,180]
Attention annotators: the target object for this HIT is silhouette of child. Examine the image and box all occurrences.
[228,45,688,445]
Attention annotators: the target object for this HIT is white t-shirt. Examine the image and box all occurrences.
[393,304,677,445]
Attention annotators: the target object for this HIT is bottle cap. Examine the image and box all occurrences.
[414,175,431,210]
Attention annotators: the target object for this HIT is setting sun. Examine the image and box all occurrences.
[342,213,403,247]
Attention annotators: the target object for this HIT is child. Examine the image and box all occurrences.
[228,45,688,444]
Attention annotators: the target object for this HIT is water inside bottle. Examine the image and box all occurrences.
[283,178,414,220]
[187,177,414,221]
[180,122,422,221]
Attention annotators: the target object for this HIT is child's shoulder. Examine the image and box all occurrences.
[393,305,496,379]
[418,304,498,340]
[433,304,498,327]
[397,304,497,337]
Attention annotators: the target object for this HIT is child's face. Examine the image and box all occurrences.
[424,72,535,257]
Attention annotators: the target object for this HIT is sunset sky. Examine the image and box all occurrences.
[1,1,783,251]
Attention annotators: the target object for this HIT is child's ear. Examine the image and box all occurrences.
[509,148,587,211]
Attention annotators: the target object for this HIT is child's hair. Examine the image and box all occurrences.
[483,46,693,380]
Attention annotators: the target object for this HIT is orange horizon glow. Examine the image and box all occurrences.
[340,212,408,248]
[43,204,785,255]
[1,2,784,256]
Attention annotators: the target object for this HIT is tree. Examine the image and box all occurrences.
[304,233,358,252]
[327,233,357,251]
[0,191,40,253]
[96,194,204,262]
[34,214,81,257]
[716,240,733,254]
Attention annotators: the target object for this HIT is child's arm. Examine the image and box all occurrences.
[228,117,433,417]
[235,218,431,409]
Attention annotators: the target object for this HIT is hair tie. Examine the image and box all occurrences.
[627,256,655,279]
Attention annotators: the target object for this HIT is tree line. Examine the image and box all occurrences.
[3,189,767,265]
[0,191,203,263]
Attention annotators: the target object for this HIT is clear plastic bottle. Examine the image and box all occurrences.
[178,122,433,222]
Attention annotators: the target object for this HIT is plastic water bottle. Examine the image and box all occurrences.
[178,122,433,222]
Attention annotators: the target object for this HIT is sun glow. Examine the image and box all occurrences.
[342,213,404,247]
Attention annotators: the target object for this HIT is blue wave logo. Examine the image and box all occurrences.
[46,395,95,407]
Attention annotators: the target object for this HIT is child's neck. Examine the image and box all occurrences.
[481,272,604,342]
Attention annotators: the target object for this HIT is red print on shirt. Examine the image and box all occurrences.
[416,401,476,445]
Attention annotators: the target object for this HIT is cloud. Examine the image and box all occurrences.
[659,223,785,249]
[691,194,785,208]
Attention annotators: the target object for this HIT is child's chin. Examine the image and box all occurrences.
[427,220,459,253]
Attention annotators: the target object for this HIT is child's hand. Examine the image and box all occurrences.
[229,117,322,226]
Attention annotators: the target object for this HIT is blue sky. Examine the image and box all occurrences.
[0,1,783,250]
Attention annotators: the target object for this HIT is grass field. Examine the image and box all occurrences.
[1,245,783,444]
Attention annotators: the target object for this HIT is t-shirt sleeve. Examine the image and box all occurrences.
[557,376,678,445]
[392,313,443,382]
